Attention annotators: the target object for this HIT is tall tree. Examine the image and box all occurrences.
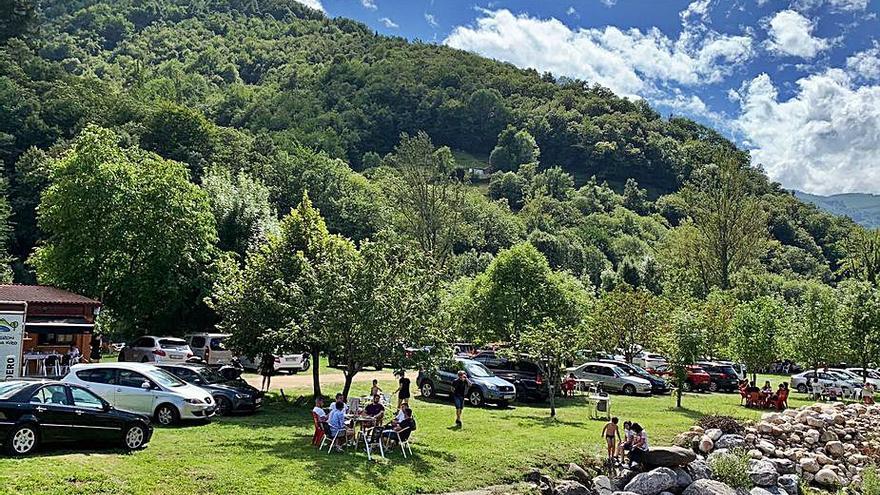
[201,167,277,260]
[489,126,539,172]
[840,228,880,286]
[678,151,768,291]
[698,290,737,360]
[838,280,880,383]
[32,126,218,336]
[782,284,844,377]
[657,306,702,408]
[594,286,668,363]
[729,296,788,382]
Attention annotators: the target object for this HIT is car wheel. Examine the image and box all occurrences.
[709,382,719,392]
[154,404,179,426]
[6,424,38,456]
[420,380,434,399]
[141,356,149,363]
[468,389,484,407]
[622,384,636,395]
[215,396,232,417]
[682,381,693,392]
[300,360,310,372]
[797,383,807,393]
[122,424,147,451]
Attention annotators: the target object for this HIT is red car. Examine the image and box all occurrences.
[649,365,712,392]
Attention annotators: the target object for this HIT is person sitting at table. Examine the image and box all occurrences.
[335,393,349,413]
[68,343,81,362]
[383,405,416,447]
[362,394,385,425]
[328,401,354,449]
[312,397,328,423]
[762,381,773,394]
[562,373,577,397]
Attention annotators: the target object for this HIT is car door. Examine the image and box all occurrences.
[74,367,119,405]
[599,366,621,391]
[114,369,156,415]
[436,366,457,394]
[28,384,80,443]
[189,336,206,360]
[68,385,121,442]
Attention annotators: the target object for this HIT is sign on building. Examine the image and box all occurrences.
[0,302,27,380]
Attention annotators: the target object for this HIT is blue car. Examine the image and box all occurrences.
[417,358,517,407]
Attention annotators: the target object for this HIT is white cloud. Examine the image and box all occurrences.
[566,6,578,16]
[599,0,617,7]
[847,44,880,81]
[735,70,880,194]
[443,9,752,98]
[425,13,438,27]
[362,0,377,10]
[379,17,398,28]
[765,10,829,58]
[794,0,869,12]
[296,0,324,12]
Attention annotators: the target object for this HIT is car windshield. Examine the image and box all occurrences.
[0,381,29,399]
[611,366,627,376]
[144,368,186,387]
[719,366,738,375]
[829,370,856,380]
[159,338,188,350]
[198,367,225,384]
[465,363,494,378]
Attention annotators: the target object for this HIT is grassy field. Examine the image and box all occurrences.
[0,374,810,495]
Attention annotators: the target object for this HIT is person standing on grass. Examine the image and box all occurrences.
[452,370,471,427]
[601,417,621,460]
[394,370,411,409]
[371,379,382,399]
[259,352,274,392]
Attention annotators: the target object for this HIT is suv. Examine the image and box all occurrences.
[650,365,712,392]
[63,362,215,426]
[471,350,549,401]
[599,360,668,394]
[696,361,740,392]
[118,336,193,363]
[566,362,652,395]
[185,333,232,365]
[417,358,516,407]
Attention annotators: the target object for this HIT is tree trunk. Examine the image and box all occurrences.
[342,371,355,399]
[676,377,683,408]
[549,383,556,418]
[751,371,757,383]
[310,346,322,398]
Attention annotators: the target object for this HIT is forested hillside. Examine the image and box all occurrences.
[0,0,866,361]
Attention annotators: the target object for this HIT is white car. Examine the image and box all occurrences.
[63,363,215,426]
[185,333,233,365]
[632,352,668,370]
[790,370,861,396]
[846,368,880,388]
[118,336,194,363]
[566,362,653,395]
[239,353,310,374]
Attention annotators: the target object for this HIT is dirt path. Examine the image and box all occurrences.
[242,367,398,392]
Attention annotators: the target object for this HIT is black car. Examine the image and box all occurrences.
[0,380,152,456]
[600,359,669,394]
[471,351,549,401]
[696,362,740,392]
[157,364,263,415]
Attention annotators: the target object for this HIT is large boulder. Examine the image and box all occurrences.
[675,431,702,448]
[777,475,799,495]
[614,469,639,491]
[624,468,677,495]
[824,441,844,457]
[705,428,724,441]
[642,447,698,468]
[770,459,795,475]
[750,488,785,495]
[798,457,820,474]
[814,469,840,488]
[555,480,590,495]
[748,460,779,487]
[714,435,745,450]
[568,464,592,486]
[673,468,693,492]
[699,436,714,454]
[687,460,712,481]
[682,479,737,495]
[594,475,613,495]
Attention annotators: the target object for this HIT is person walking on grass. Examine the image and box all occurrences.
[452,370,471,427]
[394,370,411,410]
[259,352,275,392]
[602,417,621,460]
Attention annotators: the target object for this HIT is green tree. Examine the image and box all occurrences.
[531,166,574,201]
[201,167,277,260]
[32,126,218,336]
[488,171,526,210]
[0,172,13,282]
[782,284,843,377]
[729,296,788,382]
[622,178,648,214]
[593,286,668,363]
[838,280,880,383]
[657,306,702,408]
[489,126,539,172]
[698,290,737,360]
[840,228,880,286]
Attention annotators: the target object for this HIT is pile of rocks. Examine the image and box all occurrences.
[525,402,880,495]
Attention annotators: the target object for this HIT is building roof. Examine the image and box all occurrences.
[0,285,101,306]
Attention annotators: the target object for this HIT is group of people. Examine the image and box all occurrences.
[741,380,789,409]
[602,417,649,468]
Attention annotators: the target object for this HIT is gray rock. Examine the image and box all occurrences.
[555,480,590,495]
[594,475,613,495]
[814,469,840,488]
[714,435,745,450]
[824,441,844,457]
[682,479,737,495]
[624,468,677,495]
[614,470,639,491]
[673,467,693,492]
[642,447,698,468]
[798,457,819,474]
[748,460,779,487]
[777,475,799,495]
[706,428,723,441]
[699,436,714,454]
[687,460,712,481]
[568,464,592,486]
[770,458,795,475]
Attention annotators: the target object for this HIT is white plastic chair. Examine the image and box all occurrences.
[318,423,342,453]
[382,427,413,458]
[362,426,385,460]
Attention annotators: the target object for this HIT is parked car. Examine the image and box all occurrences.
[632,352,668,370]
[471,350,549,401]
[649,365,712,392]
[716,361,747,381]
[696,361,741,392]
[790,370,862,395]
[599,360,668,394]
[185,333,233,365]
[417,358,516,407]
[827,369,872,390]
[451,343,478,358]
[568,350,618,367]
[0,380,153,455]
[239,353,310,374]
[565,362,652,395]
[117,336,194,363]
[846,368,880,388]
[63,363,216,426]
[156,363,263,416]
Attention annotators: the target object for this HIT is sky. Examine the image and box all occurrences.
[298,0,880,196]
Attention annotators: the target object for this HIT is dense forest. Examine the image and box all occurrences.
[3,0,877,401]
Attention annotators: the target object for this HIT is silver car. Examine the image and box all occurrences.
[118,336,194,363]
[790,370,861,395]
[566,362,653,395]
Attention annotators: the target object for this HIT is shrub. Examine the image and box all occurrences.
[863,465,880,495]
[708,449,753,489]
[698,414,744,434]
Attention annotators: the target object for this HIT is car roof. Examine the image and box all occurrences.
[583,361,614,368]
[155,363,205,370]
[184,333,230,338]
[70,362,161,372]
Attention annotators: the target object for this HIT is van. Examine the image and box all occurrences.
[185,333,233,365]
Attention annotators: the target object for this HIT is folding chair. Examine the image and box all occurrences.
[362,426,385,461]
[318,422,342,453]
[382,427,413,458]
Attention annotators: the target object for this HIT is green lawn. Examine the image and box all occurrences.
[0,375,810,495]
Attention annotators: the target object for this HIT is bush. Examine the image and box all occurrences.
[698,414,744,434]
[863,465,880,495]
[708,449,752,489]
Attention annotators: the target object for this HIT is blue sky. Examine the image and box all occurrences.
[301,0,880,195]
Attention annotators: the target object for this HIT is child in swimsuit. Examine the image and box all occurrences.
[601,417,621,460]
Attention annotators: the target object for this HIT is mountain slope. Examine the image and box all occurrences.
[794,191,880,228]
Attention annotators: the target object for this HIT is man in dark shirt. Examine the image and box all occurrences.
[363,394,385,425]
[452,370,470,427]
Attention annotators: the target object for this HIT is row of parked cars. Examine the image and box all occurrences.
[789,367,880,395]
[0,361,265,455]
